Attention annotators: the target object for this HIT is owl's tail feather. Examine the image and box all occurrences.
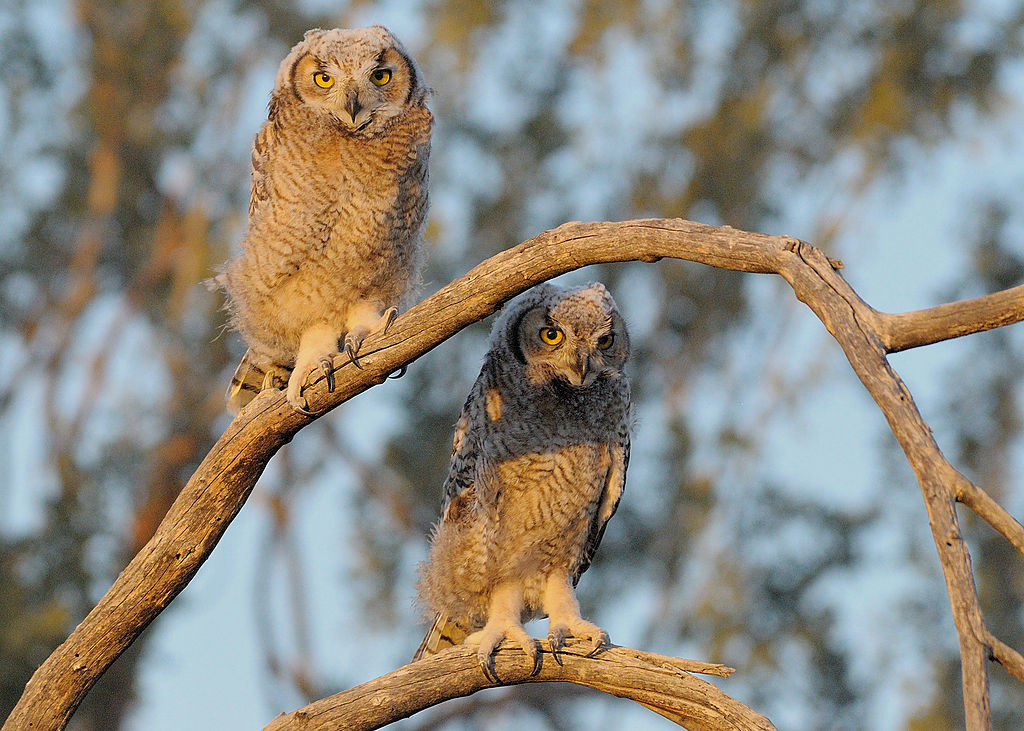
[226,350,287,413]
[413,612,469,661]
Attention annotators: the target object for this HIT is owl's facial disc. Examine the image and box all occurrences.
[523,320,614,389]
[511,284,629,389]
[297,44,413,134]
[538,325,595,387]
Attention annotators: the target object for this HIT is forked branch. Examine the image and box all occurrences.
[5,219,1023,731]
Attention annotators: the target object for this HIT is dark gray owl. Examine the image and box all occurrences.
[415,282,632,675]
[216,26,431,413]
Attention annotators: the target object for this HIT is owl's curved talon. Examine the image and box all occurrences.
[379,306,398,332]
[584,629,609,657]
[319,357,335,392]
[547,627,568,666]
[547,619,608,659]
[344,335,364,369]
[290,397,316,416]
[478,650,499,684]
[387,364,407,379]
[585,638,606,657]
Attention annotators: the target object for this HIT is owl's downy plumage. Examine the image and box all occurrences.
[415,282,632,676]
[216,26,432,413]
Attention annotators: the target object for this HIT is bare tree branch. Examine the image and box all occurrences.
[5,219,1023,730]
[953,476,1024,558]
[261,642,771,731]
[873,283,1024,353]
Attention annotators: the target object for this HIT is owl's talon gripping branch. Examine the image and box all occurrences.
[585,631,609,657]
[344,306,399,369]
[467,628,540,682]
[343,334,364,369]
[319,356,335,392]
[290,396,317,417]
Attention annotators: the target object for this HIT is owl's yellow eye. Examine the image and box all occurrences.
[539,327,564,346]
[596,333,614,350]
[370,67,391,86]
[313,72,334,89]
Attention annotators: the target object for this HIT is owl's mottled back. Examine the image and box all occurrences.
[415,283,632,671]
[216,26,432,413]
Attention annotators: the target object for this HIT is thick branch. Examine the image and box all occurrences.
[262,642,773,731]
[6,218,1022,730]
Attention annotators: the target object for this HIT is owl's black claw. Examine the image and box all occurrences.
[344,338,364,369]
[584,632,608,657]
[479,654,499,684]
[547,628,568,666]
[529,646,543,675]
[387,364,407,379]
[319,357,335,392]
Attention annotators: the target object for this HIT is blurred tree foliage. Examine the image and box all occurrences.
[1,0,1022,728]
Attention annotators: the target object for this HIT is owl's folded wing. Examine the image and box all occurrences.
[574,431,630,585]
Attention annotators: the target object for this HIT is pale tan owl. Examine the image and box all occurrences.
[216,26,432,413]
[415,282,632,676]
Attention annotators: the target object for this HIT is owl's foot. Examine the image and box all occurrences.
[285,359,335,415]
[286,364,333,415]
[542,569,607,664]
[288,323,341,415]
[343,306,398,368]
[465,622,539,683]
[547,618,609,664]
[467,581,538,682]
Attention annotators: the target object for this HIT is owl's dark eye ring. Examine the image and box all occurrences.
[596,333,615,350]
[370,67,392,86]
[313,72,334,89]
[539,327,564,346]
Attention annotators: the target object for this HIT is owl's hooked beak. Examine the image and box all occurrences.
[343,87,364,126]
[566,347,598,388]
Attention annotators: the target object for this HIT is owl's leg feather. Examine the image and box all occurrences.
[464,582,538,681]
[287,322,340,413]
[543,571,608,662]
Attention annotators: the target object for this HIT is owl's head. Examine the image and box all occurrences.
[498,282,630,389]
[276,26,427,135]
